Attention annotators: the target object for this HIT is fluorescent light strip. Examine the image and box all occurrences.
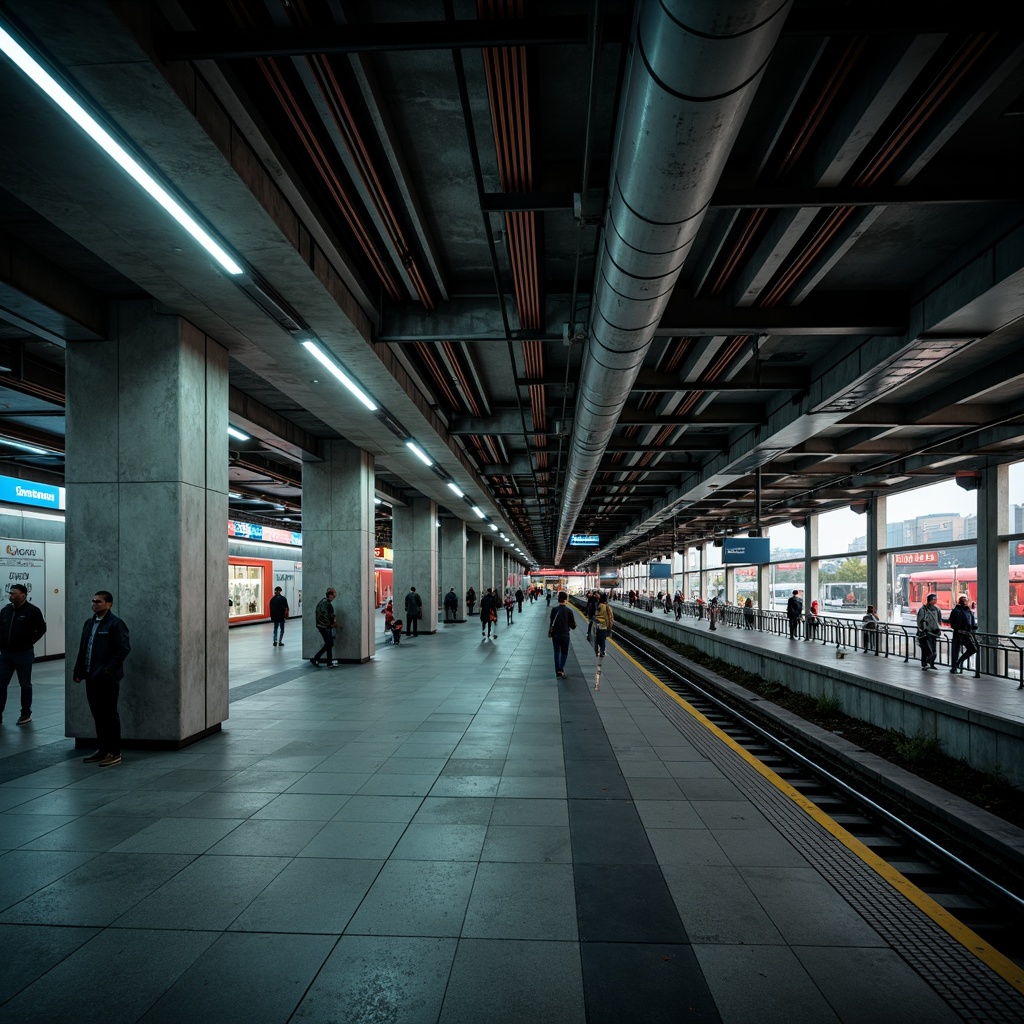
[227,426,249,441]
[405,441,433,467]
[0,25,244,276]
[471,506,486,519]
[0,437,48,455]
[447,482,464,498]
[489,524,498,532]
[301,341,377,410]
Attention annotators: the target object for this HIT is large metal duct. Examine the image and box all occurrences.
[555,0,792,561]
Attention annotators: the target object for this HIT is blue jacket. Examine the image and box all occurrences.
[73,612,130,682]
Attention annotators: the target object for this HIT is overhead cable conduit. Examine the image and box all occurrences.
[554,0,792,561]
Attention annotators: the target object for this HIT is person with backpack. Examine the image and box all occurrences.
[479,587,499,639]
[548,591,577,678]
[443,587,459,623]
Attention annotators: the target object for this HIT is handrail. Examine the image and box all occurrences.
[607,595,1024,687]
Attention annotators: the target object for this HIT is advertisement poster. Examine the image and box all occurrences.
[1,538,46,604]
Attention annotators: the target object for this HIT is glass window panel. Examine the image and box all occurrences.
[818,507,867,557]
[885,479,976,547]
[889,544,976,625]
[1010,461,1024,534]
[769,521,805,561]
[817,555,867,618]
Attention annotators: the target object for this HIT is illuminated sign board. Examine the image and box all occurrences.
[722,538,770,564]
[228,520,302,547]
[569,534,599,547]
[0,474,64,510]
[648,563,671,579]
[893,551,938,565]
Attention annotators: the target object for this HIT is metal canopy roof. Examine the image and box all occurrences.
[0,1,1022,567]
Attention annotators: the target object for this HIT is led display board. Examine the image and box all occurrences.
[722,537,770,564]
[569,534,599,547]
[648,563,672,579]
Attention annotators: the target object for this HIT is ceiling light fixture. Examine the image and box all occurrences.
[0,24,244,276]
[301,340,377,410]
[489,524,498,532]
[0,437,49,455]
[405,440,433,467]
[447,482,465,498]
[470,506,486,519]
[227,426,249,441]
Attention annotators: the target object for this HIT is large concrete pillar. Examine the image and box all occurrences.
[803,516,818,630]
[393,496,438,634]
[441,518,467,622]
[978,465,1009,635]
[65,302,227,748]
[867,496,887,619]
[482,540,495,593]
[303,440,375,662]
[466,531,483,598]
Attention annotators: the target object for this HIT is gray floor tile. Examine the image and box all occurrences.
[411,797,495,824]
[674,776,747,801]
[646,828,731,867]
[390,823,487,861]
[0,852,195,926]
[213,769,307,792]
[332,795,423,822]
[693,944,841,1024]
[481,825,573,863]
[794,946,964,1024]
[625,777,685,800]
[495,776,567,798]
[8,788,127,816]
[205,819,327,857]
[463,862,577,940]
[631,798,703,830]
[489,798,569,827]
[711,827,809,867]
[110,817,244,855]
[162,790,278,818]
[0,922,100,1004]
[0,813,78,849]
[291,935,456,1024]
[0,849,100,912]
[86,789,207,817]
[428,774,502,798]
[356,773,438,797]
[0,788,53,812]
[692,799,773,830]
[19,814,158,852]
[296,820,407,859]
[283,772,371,794]
[439,938,584,1024]
[250,793,352,820]
[346,860,477,937]
[231,858,382,934]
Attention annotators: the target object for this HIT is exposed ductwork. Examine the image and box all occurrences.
[554,0,792,561]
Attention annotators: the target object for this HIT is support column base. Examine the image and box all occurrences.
[73,723,223,751]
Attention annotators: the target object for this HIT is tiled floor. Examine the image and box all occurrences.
[0,601,1018,1022]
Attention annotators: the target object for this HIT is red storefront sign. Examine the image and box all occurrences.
[893,551,938,565]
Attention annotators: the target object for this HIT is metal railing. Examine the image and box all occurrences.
[613,597,1024,687]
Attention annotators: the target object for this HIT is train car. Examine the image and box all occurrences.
[904,566,1024,623]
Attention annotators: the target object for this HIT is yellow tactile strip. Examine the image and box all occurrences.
[611,642,1024,1021]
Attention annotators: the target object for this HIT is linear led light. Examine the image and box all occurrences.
[374,497,382,505]
[0,437,48,455]
[227,426,250,441]
[447,482,464,498]
[0,24,244,276]
[301,341,377,410]
[470,505,486,519]
[489,524,498,531]
[405,441,433,467]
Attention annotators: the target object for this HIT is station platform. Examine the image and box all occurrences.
[1,602,1023,1022]
[612,601,1024,789]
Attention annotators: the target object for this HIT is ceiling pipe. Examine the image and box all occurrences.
[554,0,792,561]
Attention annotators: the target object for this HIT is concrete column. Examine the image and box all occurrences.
[65,302,227,747]
[441,518,467,622]
[757,564,768,612]
[393,496,438,634]
[978,465,1009,634]
[466,530,483,601]
[303,440,375,662]
[867,496,887,619]
[803,517,818,627]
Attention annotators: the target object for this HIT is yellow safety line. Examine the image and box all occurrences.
[610,638,1024,994]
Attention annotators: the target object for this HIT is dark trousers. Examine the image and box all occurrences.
[552,635,570,674]
[0,649,34,717]
[314,627,335,664]
[595,628,610,657]
[407,616,419,637]
[951,631,976,669]
[445,605,457,621]
[86,676,121,756]
[787,615,799,639]
[919,633,937,667]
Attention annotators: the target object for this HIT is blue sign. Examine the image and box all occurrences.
[648,563,672,579]
[0,474,63,509]
[722,537,770,564]
[569,534,599,547]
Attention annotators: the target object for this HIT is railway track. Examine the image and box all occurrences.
[609,621,1024,971]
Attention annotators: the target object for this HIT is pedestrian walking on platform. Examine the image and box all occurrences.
[312,588,338,666]
[594,593,613,658]
[515,587,524,612]
[480,587,498,639]
[444,588,458,623]
[948,594,978,673]
[0,583,47,726]
[549,591,576,678]
[743,597,755,629]
[466,587,477,616]
[269,586,289,646]
[861,605,880,652]
[916,592,942,670]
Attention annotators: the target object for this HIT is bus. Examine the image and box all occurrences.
[820,582,867,611]
[904,566,1024,624]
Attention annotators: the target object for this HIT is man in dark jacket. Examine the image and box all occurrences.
[311,588,337,667]
[269,586,289,647]
[73,591,131,766]
[948,594,978,674]
[585,591,598,640]
[404,586,423,637]
[0,584,47,726]
[786,590,803,640]
[549,591,576,678]
[479,587,499,639]
[444,587,459,622]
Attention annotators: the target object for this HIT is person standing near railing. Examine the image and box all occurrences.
[861,605,880,653]
[786,590,803,640]
[916,592,943,670]
[948,594,978,674]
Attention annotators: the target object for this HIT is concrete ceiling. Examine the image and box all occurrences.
[1,1,1023,567]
